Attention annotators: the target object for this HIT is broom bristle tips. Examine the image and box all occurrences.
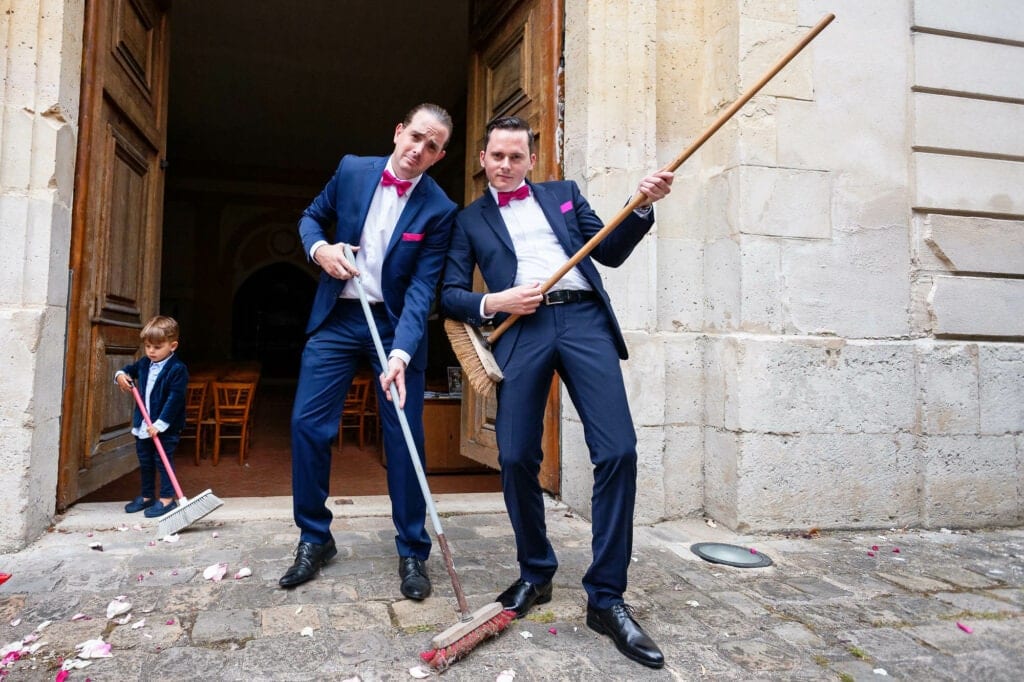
[443,319,501,398]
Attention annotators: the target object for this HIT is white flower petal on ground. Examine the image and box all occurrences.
[685,600,700,607]
[162,534,180,543]
[519,631,533,639]
[203,563,228,581]
[234,567,252,579]
[35,620,52,632]
[114,614,131,625]
[88,542,103,551]
[8,619,20,627]
[70,613,88,622]
[131,619,146,630]
[300,626,314,637]
[61,659,92,671]
[408,666,431,679]
[496,670,517,682]
[75,637,112,659]
[106,598,132,620]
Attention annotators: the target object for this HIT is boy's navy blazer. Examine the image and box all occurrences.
[441,179,654,367]
[121,354,189,434]
[298,154,457,371]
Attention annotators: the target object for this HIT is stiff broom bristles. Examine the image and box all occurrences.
[156,489,224,537]
[443,319,502,398]
[420,608,518,671]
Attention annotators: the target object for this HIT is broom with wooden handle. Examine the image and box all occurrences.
[447,12,836,398]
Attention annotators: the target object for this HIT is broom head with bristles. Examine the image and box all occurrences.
[420,602,517,671]
[443,319,502,398]
[156,489,224,537]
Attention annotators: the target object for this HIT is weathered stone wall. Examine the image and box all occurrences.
[0,0,83,551]
[563,0,1024,530]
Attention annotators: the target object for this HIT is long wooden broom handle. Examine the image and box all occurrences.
[487,12,835,344]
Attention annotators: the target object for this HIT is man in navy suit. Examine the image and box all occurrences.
[281,104,457,597]
[442,116,672,668]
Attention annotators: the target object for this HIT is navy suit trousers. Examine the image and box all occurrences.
[495,299,637,609]
[291,299,430,559]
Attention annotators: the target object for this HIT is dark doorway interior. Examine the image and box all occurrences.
[83,1,492,503]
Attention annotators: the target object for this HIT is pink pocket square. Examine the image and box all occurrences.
[401,232,424,242]
[560,201,573,214]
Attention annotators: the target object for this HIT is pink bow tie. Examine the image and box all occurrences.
[381,169,412,197]
[497,185,530,207]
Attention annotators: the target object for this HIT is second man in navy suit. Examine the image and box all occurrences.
[281,104,457,598]
[442,116,672,668]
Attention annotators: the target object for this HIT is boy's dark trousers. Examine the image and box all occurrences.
[136,433,180,499]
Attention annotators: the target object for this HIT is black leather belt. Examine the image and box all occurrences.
[542,290,598,305]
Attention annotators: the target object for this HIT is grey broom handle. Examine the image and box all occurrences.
[342,245,446,538]
[488,12,836,344]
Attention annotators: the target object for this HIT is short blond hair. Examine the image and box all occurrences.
[140,315,180,344]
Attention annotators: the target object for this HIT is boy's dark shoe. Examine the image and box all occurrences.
[144,499,178,518]
[124,496,155,514]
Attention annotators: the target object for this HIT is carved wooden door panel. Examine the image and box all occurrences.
[58,0,170,508]
[461,0,562,494]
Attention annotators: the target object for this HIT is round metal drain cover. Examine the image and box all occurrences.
[691,542,773,568]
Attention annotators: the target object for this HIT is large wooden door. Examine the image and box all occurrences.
[58,0,171,508]
[461,0,562,493]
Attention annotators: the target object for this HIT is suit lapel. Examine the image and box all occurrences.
[478,192,515,255]
[344,157,387,244]
[386,179,428,256]
[531,182,576,257]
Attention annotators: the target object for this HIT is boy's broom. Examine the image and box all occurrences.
[128,381,224,537]
[446,12,836,399]
[343,246,516,672]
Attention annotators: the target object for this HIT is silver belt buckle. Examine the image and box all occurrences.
[544,291,564,305]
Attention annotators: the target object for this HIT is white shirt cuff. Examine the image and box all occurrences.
[310,240,329,262]
[389,349,412,367]
[479,294,495,320]
[152,420,169,433]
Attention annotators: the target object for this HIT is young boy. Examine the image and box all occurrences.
[115,316,189,518]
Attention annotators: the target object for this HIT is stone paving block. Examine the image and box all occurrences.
[991,588,1024,605]
[191,608,258,644]
[922,564,1002,589]
[934,591,1024,615]
[785,576,853,599]
[148,645,240,680]
[717,638,801,672]
[108,612,186,651]
[949,648,1024,682]
[260,603,322,637]
[844,626,935,662]
[771,621,824,647]
[327,600,391,631]
[712,589,771,617]
[240,630,389,678]
[876,571,953,593]
[391,596,462,629]
[287,578,358,605]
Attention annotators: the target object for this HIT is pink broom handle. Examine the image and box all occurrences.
[128,381,187,501]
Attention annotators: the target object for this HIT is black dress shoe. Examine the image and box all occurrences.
[586,603,664,669]
[495,578,553,618]
[278,539,337,589]
[398,556,431,600]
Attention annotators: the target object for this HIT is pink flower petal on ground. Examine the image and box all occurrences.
[165,619,175,626]
[956,622,973,634]
[147,541,156,547]
[71,614,87,622]
[749,548,758,554]
[234,567,252,580]
[55,670,70,682]
[867,551,875,557]
[75,638,112,659]
[892,547,901,553]
[548,627,557,635]
[203,563,228,581]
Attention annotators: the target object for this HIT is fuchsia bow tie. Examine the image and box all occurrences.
[497,185,530,207]
[381,169,412,197]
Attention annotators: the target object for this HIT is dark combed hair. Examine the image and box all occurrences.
[484,115,535,152]
[403,103,454,149]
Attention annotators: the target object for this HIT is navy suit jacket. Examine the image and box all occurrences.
[441,180,654,366]
[299,155,457,371]
[120,354,189,434]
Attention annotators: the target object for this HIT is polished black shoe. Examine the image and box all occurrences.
[398,557,431,600]
[496,578,553,618]
[278,539,338,589]
[586,603,664,669]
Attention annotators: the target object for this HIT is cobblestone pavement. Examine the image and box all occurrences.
[1,494,1022,681]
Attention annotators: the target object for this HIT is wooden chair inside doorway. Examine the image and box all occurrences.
[210,381,256,465]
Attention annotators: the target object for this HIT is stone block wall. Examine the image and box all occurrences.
[0,0,83,551]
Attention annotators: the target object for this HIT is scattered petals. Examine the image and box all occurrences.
[496,671,517,682]
[61,658,92,671]
[117,525,128,532]
[212,532,219,539]
[867,551,876,557]
[234,567,252,580]
[409,665,432,679]
[685,600,700,607]
[9,619,20,627]
[873,668,889,676]
[114,614,131,625]
[203,563,228,581]
[300,626,314,637]
[86,532,94,537]
[519,631,533,639]
[171,570,179,576]
[131,619,146,630]
[547,627,557,635]
[106,598,132,620]
[35,620,51,632]
[88,542,103,552]
[147,541,157,547]
[71,613,88,622]
[21,633,39,644]
[956,622,973,634]
[871,545,880,551]
[892,547,901,554]
[25,640,46,654]
[55,670,70,682]
[295,606,303,615]
[162,534,180,543]
[749,548,758,554]
[165,619,175,626]
[75,637,112,659]
[132,524,143,531]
